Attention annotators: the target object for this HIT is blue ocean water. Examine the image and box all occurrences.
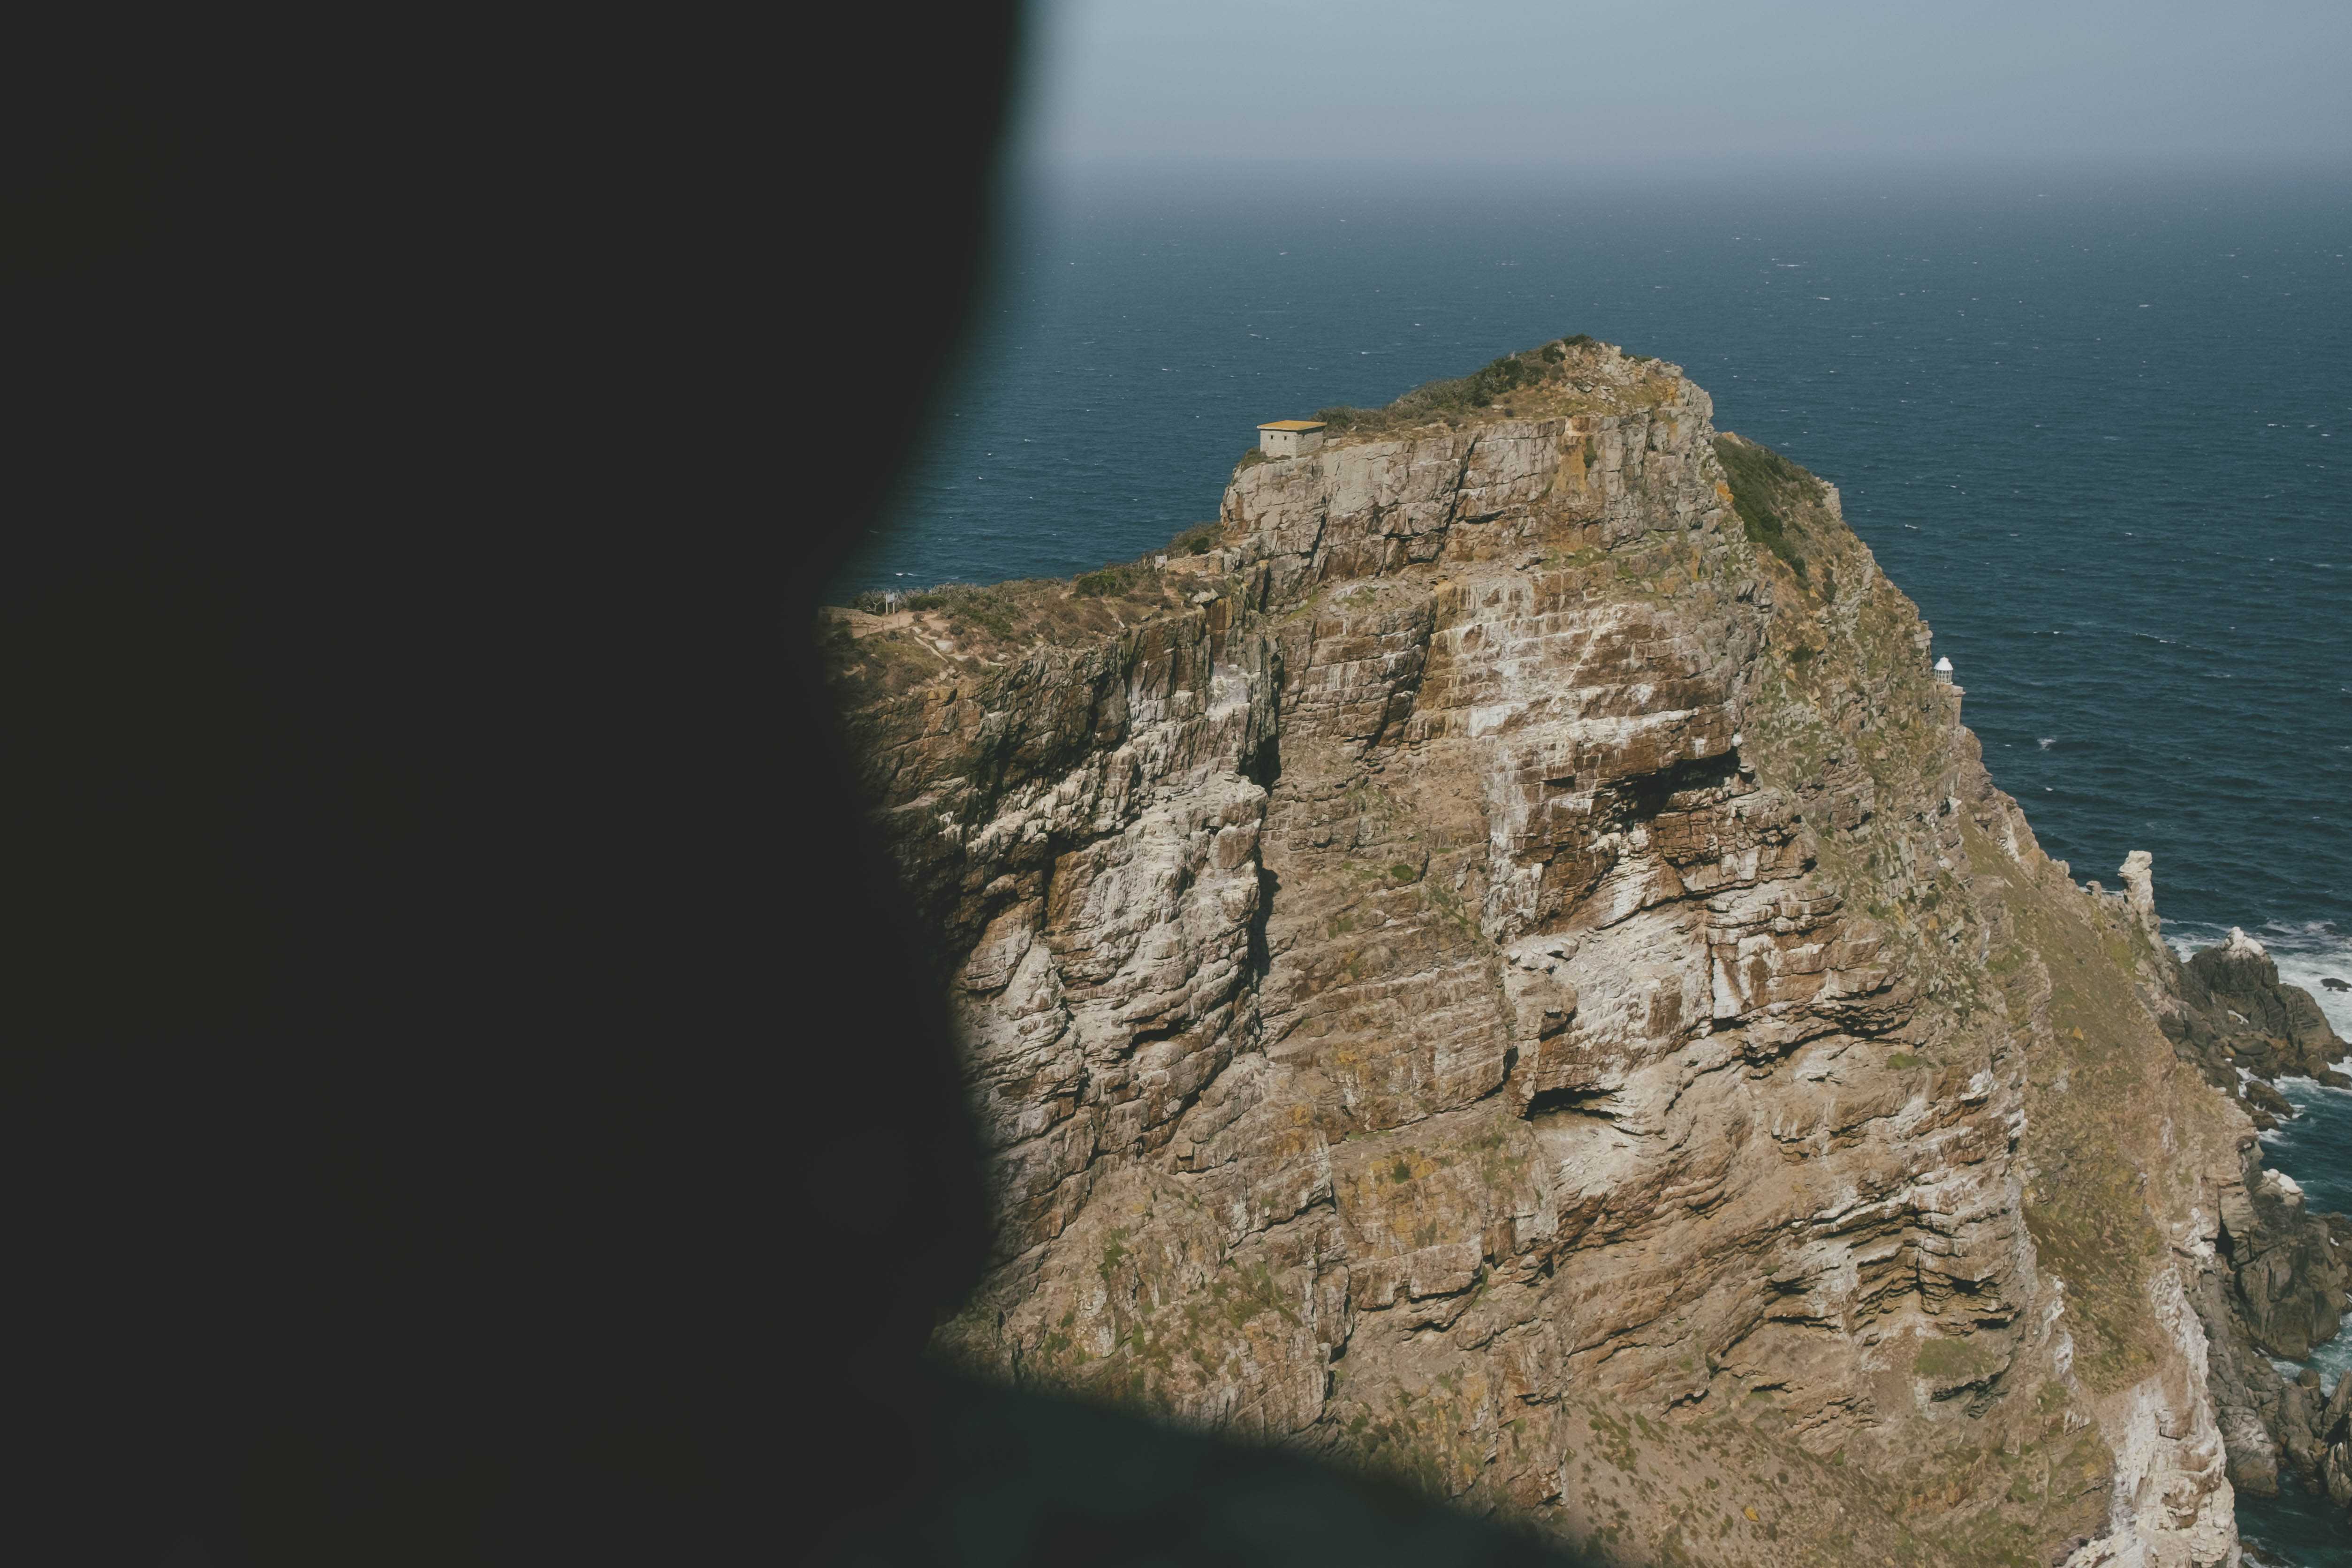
[840,164,2352,1555]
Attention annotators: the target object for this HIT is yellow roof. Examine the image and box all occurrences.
[1257,419,1327,432]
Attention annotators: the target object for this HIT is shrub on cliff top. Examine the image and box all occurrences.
[1074,564,1138,598]
[1317,347,1564,436]
[1310,335,1658,438]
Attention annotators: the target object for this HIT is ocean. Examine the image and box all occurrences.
[836,162,2351,1557]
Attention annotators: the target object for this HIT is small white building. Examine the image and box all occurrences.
[1258,419,1327,458]
[1934,656,1955,684]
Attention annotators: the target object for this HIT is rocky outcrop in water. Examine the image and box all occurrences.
[821,338,2336,1566]
[2167,928,2350,1099]
[2185,1155,2346,1502]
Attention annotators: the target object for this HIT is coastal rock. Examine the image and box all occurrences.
[2301,1370,2352,1522]
[2164,925,2350,1090]
[823,338,2321,1565]
[2276,1375,2320,1476]
[2225,1167,2346,1362]
[2118,849,2162,945]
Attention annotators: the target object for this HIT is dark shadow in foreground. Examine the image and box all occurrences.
[3,8,1587,1564]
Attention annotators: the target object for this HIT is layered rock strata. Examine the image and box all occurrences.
[822,339,2335,1566]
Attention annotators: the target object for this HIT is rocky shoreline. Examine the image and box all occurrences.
[2132,911,2352,1530]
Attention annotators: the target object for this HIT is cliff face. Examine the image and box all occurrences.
[821,340,2335,1566]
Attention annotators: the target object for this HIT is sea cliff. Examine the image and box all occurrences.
[820,339,2346,1565]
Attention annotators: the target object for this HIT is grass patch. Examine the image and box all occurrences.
[819,562,1208,694]
[1965,818,2169,1394]
[913,583,1021,637]
[1914,1335,1999,1383]
[1074,564,1141,598]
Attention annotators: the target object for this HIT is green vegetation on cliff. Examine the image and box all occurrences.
[1713,432,1815,580]
[1314,335,1648,436]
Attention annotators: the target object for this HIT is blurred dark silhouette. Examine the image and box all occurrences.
[5,12,1580,1565]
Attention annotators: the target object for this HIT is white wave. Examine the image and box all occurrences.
[2166,924,2231,963]
[2304,1328,2352,1387]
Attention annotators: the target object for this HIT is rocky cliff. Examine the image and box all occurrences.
[820,339,2345,1566]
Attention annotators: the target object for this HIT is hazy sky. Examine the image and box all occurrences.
[1017,1,2352,168]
